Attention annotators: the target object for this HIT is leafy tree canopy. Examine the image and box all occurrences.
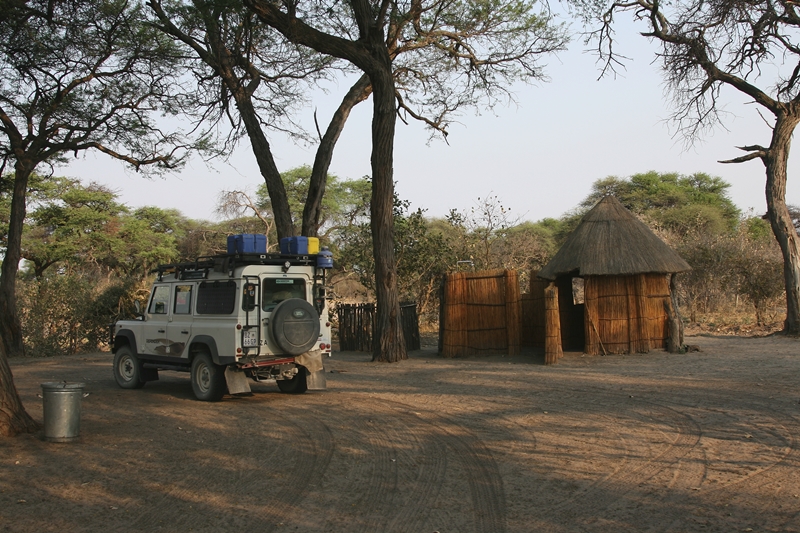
[580,171,741,235]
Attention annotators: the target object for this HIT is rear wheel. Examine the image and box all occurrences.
[191,352,226,401]
[113,346,145,389]
[276,367,308,394]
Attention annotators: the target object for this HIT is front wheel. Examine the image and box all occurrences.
[191,352,226,402]
[113,346,145,389]
[276,367,308,394]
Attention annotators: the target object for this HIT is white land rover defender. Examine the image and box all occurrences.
[110,246,333,401]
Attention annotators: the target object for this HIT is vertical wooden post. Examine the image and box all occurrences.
[544,283,562,364]
[634,274,650,353]
[666,273,684,353]
[505,270,521,356]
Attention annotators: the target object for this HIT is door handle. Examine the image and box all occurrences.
[181,330,189,334]
[158,329,165,333]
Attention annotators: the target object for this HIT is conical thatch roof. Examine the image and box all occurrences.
[538,196,691,280]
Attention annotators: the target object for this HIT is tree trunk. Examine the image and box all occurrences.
[244,0,407,361]
[0,162,31,359]
[367,55,406,362]
[302,73,372,236]
[233,89,295,240]
[763,111,800,335]
[0,161,40,436]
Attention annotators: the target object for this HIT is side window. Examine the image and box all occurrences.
[149,285,171,315]
[196,280,237,315]
[262,278,306,311]
[174,285,193,314]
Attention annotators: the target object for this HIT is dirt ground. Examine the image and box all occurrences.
[2,335,800,533]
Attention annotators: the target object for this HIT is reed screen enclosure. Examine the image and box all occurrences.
[439,270,521,358]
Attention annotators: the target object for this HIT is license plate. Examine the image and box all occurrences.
[242,329,258,347]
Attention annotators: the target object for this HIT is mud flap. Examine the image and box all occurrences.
[306,368,327,391]
[295,349,326,391]
[294,349,323,373]
[224,367,252,395]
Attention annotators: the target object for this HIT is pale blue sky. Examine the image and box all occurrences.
[63,16,798,224]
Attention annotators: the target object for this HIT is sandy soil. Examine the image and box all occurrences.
[1,335,800,533]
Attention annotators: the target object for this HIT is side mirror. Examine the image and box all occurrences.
[134,300,143,318]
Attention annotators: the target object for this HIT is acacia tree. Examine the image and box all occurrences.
[147,0,336,239]
[242,1,418,362]
[0,0,195,436]
[246,0,566,361]
[218,165,373,243]
[303,0,568,236]
[582,0,800,334]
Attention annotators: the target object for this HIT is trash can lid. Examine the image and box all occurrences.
[41,382,86,390]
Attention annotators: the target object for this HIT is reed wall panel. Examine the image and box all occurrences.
[440,269,521,357]
[582,274,671,355]
[525,273,548,347]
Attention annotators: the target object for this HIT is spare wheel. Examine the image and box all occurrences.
[270,298,321,355]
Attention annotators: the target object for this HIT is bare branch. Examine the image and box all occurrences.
[718,145,768,164]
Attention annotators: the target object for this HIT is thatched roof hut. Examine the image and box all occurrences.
[539,195,690,280]
[536,196,690,361]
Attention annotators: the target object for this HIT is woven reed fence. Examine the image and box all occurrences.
[584,273,671,355]
[336,303,420,352]
[521,272,548,348]
[522,272,675,361]
[440,269,521,357]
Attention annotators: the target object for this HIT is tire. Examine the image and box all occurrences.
[113,346,146,389]
[269,298,321,355]
[191,352,226,402]
[276,367,308,394]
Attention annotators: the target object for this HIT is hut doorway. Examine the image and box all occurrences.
[555,275,585,350]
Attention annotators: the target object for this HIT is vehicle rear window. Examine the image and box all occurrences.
[196,280,236,314]
[262,278,306,312]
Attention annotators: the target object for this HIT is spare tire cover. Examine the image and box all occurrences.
[270,298,321,355]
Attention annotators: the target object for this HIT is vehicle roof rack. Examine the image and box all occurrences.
[151,252,319,280]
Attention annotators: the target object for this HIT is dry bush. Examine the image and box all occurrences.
[17,272,145,356]
[675,223,785,332]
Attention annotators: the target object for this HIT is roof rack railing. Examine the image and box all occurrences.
[150,252,320,279]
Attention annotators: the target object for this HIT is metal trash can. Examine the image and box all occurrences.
[41,382,85,442]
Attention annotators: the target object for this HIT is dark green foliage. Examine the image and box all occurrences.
[255,166,373,241]
[580,171,741,235]
[20,179,181,278]
[336,191,455,311]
